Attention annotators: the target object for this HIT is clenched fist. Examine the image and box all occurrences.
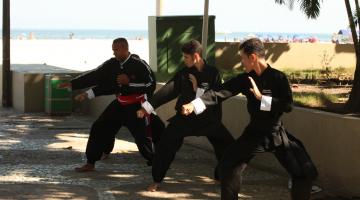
[136,108,147,118]
[74,92,88,102]
[117,74,130,85]
[182,103,194,116]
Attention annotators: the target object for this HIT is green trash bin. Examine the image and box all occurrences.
[44,74,72,115]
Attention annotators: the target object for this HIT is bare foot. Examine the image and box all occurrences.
[147,182,160,192]
[101,153,110,160]
[74,164,95,172]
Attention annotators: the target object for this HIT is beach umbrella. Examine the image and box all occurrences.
[338,29,351,35]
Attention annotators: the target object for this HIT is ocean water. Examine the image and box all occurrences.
[4,29,333,42]
[8,29,148,40]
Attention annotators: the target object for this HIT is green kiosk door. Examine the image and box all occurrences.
[44,74,72,115]
[148,15,216,81]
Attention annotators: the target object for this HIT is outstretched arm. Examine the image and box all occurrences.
[141,74,181,115]
[183,74,249,115]
[69,61,110,90]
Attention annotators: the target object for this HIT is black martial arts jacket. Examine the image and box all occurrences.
[198,64,293,129]
[71,53,156,98]
[195,64,318,179]
[148,63,222,120]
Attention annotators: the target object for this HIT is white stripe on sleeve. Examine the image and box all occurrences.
[260,95,272,111]
[142,101,155,114]
[191,98,206,115]
[86,89,95,99]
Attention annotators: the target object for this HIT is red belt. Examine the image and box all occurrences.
[117,94,145,105]
[117,94,152,139]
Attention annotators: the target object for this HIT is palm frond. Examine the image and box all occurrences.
[275,0,295,9]
[299,0,322,19]
[275,0,286,5]
[275,0,322,19]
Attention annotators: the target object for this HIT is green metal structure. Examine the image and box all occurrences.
[149,15,216,81]
[44,74,72,115]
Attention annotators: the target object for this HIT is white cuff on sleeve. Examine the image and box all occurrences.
[86,89,95,100]
[260,95,272,111]
[196,88,205,98]
[191,98,206,115]
[142,101,154,114]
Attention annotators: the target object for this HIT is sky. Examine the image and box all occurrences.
[0,0,350,34]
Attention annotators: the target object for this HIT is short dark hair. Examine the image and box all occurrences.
[113,37,128,48]
[239,38,265,58]
[181,39,202,55]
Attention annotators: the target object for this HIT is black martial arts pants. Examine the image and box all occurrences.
[219,125,317,200]
[103,113,165,155]
[85,99,164,164]
[152,114,235,183]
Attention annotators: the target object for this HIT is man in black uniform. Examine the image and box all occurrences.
[137,39,235,191]
[182,38,318,200]
[59,38,164,172]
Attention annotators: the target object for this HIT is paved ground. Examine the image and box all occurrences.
[0,108,343,200]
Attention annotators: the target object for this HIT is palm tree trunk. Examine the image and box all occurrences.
[2,0,12,107]
[345,0,360,112]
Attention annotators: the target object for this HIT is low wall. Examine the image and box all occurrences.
[282,107,360,197]
[215,42,356,71]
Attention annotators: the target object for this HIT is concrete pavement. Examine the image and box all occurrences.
[0,108,340,199]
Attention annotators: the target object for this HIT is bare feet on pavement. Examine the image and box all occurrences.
[101,153,109,160]
[147,182,160,192]
[74,164,95,172]
[214,179,221,184]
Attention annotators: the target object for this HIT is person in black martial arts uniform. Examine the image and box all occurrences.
[137,39,235,192]
[182,38,318,200]
[58,37,165,172]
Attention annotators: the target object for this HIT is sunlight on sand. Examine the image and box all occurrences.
[48,133,139,153]
[107,174,137,178]
[238,193,253,198]
[196,175,217,183]
[0,169,42,182]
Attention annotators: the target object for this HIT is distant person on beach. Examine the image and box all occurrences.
[331,33,339,44]
[18,33,26,40]
[28,32,35,40]
[58,37,165,172]
[137,39,235,192]
[182,38,318,200]
[69,32,74,39]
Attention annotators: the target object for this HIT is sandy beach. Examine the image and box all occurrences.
[0,39,149,72]
[1,38,356,73]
